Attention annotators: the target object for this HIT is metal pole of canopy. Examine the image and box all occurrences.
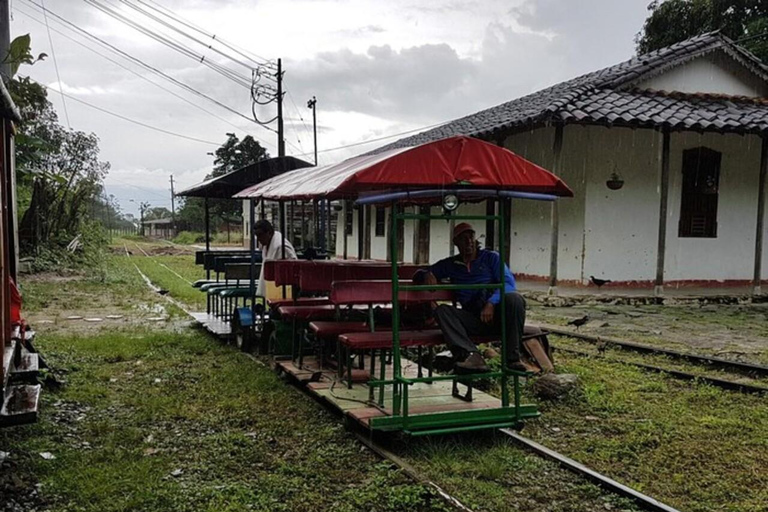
[357,205,364,260]
[205,197,211,280]
[260,199,265,219]
[390,201,402,416]
[326,201,332,255]
[498,199,509,409]
[313,199,320,250]
[249,199,256,335]
[301,200,307,249]
[279,200,287,298]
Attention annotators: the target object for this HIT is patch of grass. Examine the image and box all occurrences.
[520,351,768,512]
[1,328,449,512]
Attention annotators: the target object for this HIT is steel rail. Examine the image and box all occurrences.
[500,429,682,512]
[542,325,768,377]
[553,345,768,395]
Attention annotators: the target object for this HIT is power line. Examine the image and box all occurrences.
[40,0,70,128]
[22,75,221,145]
[21,0,277,143]
[119,0,273,73]
[84,0,254,89]
[298,120,450,157]
[14,4,257,137]
[139,0,275,68]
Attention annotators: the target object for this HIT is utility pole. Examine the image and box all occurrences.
[307,96,317,166]
[169,174,176,236]
[0,0,10,84]
[276,58,285,157]
[307,95,323,249]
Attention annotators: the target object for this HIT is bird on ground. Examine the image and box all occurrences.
[567,314,590,330]
[158,289,170,295]
[595,339,608,354]
[590,276,612,288]
[589,276,613,288]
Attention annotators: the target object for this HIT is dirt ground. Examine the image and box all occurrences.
[526,300,768,363]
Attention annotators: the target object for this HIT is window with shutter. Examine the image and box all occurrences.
[679,147,721,238]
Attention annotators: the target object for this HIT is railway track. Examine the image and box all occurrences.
[542,324,768,378]
[552,344,768,395]
[125,254,687,512]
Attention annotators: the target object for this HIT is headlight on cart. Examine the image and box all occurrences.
[443,194,459,211]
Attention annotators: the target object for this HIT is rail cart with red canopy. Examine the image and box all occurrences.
[236,136,573,435]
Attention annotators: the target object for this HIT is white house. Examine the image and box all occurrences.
[336,32,768,295]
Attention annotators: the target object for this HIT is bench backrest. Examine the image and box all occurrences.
[201,250,258,269]
[223,263,262,280]
[213,256,260,273]
[299,262,424,293]
[330,280,453,305]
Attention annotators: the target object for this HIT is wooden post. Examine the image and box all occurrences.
[502,198,512,265]
[363,205,372,259]
[655,129,671,296]
[414,205,430,264]
[342,201,348,260]
[753,135,767,295]
[548,124,564,295]
[485,201,495,251]
[357,205,365,260]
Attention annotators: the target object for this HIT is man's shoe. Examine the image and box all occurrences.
[507,360,528,373]
[455,352,490,373]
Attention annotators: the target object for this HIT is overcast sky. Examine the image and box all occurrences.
[11,0,651,216]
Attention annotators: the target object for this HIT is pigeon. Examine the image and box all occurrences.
[567,314,590,330]
[595,339,608,354]
[590,276,612,288]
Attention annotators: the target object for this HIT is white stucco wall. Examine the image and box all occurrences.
[664,132,763,281]
[637,51,768,97]
[503,125,588,281]
[581,126,662,283]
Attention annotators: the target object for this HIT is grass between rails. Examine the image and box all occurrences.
[516,350,768,512]
[1,331,448,511]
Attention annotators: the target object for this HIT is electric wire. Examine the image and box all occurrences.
[14,4,258,137]
[84,0,254,90]
[39,0,70,128]
[21,0,277,143]
[297,120,451,157]
[118,0,272,75]
[138,0,275,69]
[21,75,221,146]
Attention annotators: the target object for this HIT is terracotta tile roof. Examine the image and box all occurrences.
[371,32,768,154]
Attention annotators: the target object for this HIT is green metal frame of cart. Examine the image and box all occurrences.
[360,194,540,436]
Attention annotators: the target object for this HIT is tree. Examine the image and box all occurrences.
[636,0,768,62]
[6,36,111,255]
[175,133,270,234]
[210,133,269,178]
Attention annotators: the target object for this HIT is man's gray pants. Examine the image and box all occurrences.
[433,292,526,363]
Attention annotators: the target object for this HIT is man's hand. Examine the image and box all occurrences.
[481,302,494,324]
[424,272,438,286]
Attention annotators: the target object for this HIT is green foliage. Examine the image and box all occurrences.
[30,220,109,273]
[7,44,117,265]
[172,231,205,244]
[3,34,47,77]
[211,133,269,179]
[212,229,243,245]
[636,0,768,61]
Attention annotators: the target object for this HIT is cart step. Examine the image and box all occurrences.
[0,384,41,427]
[10,352,39,380]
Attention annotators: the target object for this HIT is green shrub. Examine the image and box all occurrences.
[213,230,243,245]
[172,231,205,244]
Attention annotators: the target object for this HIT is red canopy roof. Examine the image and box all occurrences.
[235,136,573,200]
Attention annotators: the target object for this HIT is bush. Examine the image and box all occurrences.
[30,220,108,274]
[172,231,205,245]
[213,230,243,245]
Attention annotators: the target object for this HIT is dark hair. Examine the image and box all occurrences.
[253,219,274,234]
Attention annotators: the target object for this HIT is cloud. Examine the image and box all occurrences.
[46,81,118,96]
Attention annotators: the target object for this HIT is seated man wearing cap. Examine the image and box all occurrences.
[422,222,526,373]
